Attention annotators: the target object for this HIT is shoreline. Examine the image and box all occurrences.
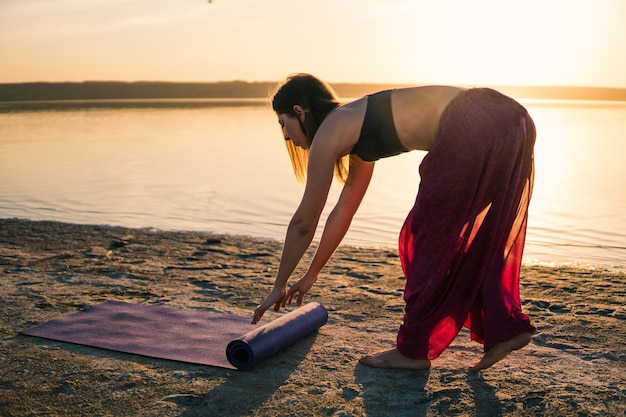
[1,218,624,416]
[2,81,626,102]
[2,215,623,273]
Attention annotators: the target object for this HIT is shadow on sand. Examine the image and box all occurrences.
[355,364,503,416]
[355,363,430,416]
[173,333,318,417]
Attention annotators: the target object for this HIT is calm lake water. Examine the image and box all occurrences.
[1,98,625,270]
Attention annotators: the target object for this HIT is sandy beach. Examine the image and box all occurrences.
[1,218,624,416]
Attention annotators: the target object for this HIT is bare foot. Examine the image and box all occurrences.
[469,332,532,372]
[359,348,431,370]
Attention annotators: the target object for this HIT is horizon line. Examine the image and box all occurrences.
[1,80,626,90]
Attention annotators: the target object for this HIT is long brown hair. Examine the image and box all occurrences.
[271,73,349,184]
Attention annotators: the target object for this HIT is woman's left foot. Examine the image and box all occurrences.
[359,348,431,370]
[469,332,532,372]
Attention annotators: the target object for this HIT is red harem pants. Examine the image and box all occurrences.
[397,88,536,360]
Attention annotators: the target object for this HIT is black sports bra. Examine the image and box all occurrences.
[350,90,409,162]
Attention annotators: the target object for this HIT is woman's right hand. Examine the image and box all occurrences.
[251,285,288,324]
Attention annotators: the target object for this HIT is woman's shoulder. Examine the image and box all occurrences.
[311,98,367,155]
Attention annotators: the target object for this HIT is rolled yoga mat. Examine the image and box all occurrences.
[226,301,329,370]
[20,300,328,371]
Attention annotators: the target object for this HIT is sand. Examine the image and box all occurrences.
[1,218,624,417]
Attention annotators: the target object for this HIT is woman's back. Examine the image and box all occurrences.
[330,85,466,156]
[390,85,466,151]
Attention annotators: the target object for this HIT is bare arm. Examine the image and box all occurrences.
[252,142,337,323]
[252,101,368,323]
[286,155,374,305]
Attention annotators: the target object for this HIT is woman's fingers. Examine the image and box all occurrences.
[252,291,286,324]
[285,287,295,306]
[252,306,264,324]
[286,288,305,307]
[253,285,307,324]
[295,292,304,306]
[286,285,305,306]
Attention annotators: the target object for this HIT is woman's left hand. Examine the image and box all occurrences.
[286,272,318,307]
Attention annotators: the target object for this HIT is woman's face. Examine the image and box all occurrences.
[278,112,308,149]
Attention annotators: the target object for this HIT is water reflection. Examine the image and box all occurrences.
[0,99,624,269]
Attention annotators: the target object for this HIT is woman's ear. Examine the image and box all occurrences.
[293,105,306,123]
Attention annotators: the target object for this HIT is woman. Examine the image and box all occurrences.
[252,73,536,371]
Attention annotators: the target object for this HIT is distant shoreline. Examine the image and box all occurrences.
[1,81,625,102]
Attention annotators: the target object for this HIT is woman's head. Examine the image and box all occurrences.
[272,73,340,140]
[272,73,347,184]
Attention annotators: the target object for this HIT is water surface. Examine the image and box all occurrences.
[1,98,624,269]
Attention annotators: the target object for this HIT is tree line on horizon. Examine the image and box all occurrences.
[1,81,625,102]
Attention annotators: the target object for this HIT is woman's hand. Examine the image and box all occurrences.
[251,272,318,324]
[252,285,287,324]
[286,272,318,307]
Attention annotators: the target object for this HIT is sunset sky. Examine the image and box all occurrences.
[1,0,625,88]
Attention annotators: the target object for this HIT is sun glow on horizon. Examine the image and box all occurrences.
[0,0,624,88]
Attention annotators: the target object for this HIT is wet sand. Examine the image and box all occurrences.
[1,218,624,416]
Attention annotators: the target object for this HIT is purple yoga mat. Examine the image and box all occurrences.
[226,302,328,370]
[20,301,328,370]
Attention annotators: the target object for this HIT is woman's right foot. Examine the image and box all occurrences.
[469,332,532,372]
